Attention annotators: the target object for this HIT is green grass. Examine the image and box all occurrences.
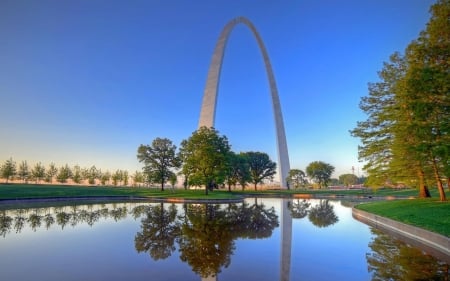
[356,199,450,237]
[0,183,241,201]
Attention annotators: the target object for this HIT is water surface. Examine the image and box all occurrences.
[0,198,447,280]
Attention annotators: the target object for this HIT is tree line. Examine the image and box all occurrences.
[0,158,138,187]
[137,126,344,194]
[350,0,449,201]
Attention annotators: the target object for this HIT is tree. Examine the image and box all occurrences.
[351,0,449,201]
[1,158,16,183]
[72,165,82,184]
[286,169,308,189]
[306,161,335,188]
[31,162,46,183]
[46,163,58,183]
[87,165,98,185]
[179,127,231,195]
[339,174,358,187]
[56,164,72,183]
[101,170,111,186]
[111,170,123,186]
[132,171,144,187]
[223,152,251,191]
[18,161,30,183]
[244,151,276,190]
[138,138,180,191]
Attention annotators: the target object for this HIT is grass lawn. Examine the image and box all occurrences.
[0,183,241,200]
[356,199,450,237]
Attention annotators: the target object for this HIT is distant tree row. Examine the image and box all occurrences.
[0,158,141,187]
[350,0,449,201]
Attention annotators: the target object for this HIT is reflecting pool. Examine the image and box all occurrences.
[0,198,448,280]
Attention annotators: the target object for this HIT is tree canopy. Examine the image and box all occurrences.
[306,161,335,188]
[137,137,180,191]
[243,152,277,190]
[179,127,231,195]
[350,0,449,200]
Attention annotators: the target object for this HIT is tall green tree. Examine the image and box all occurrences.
[244,151,276,190]
[1,158,16,183]
[306,161,335,188]
[287,169,308,189]
[179,127,231,195]
[224,152,251,191]
[137,137,180,191]
[56,164,72,183]
[72,165,82,184]
[46,163,58,183]
[18,161,30,183]
[31,162,46,183]
[351,0,449,200]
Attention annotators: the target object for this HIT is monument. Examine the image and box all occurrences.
[198,17,291,188]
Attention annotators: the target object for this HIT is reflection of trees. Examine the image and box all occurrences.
[0,204,135,235]
[288,199,311,219]
[14,209,27,233]
[135,203,179,260]
[0,211,12,237]
[230,199,279,239]
[28,209,43,231]
[308,200,338,228]
[178,204,235,278]
[367,228,448,280]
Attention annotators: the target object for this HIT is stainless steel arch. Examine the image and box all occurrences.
[198,17,290,188]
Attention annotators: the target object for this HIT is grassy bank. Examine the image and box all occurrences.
[0,184,241,200]
[355,199,450,237]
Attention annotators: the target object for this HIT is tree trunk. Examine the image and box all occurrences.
[417,168,431,198]
[430,157,446,201]
[254,183,257,191]
[161,180,164,191]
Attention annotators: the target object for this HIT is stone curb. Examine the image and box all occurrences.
[352,208,450,263]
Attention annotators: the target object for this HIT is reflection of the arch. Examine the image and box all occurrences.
[133,200,279,280]
[367,228,448,280]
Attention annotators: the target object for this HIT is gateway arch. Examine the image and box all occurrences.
[198,17,290,188]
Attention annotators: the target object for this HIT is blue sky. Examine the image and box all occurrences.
[0,0,435,179]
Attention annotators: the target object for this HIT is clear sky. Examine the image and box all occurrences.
[0,0,435,180]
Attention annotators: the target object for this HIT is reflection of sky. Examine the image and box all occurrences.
[0,199,444,281]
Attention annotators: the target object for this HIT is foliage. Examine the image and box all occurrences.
[46,163,58,183]
[56,164,72,183]
[1,158,17,183]
[137,137,180,191]
[244,151,276,190]
[223,152,251,191]
[351,0,449,200]
[17,161,30,183]
[287,169,308,189]
[306,161,335,188]
[179,127,231,195]
[339,173,358,187]
[31,162,46,183]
